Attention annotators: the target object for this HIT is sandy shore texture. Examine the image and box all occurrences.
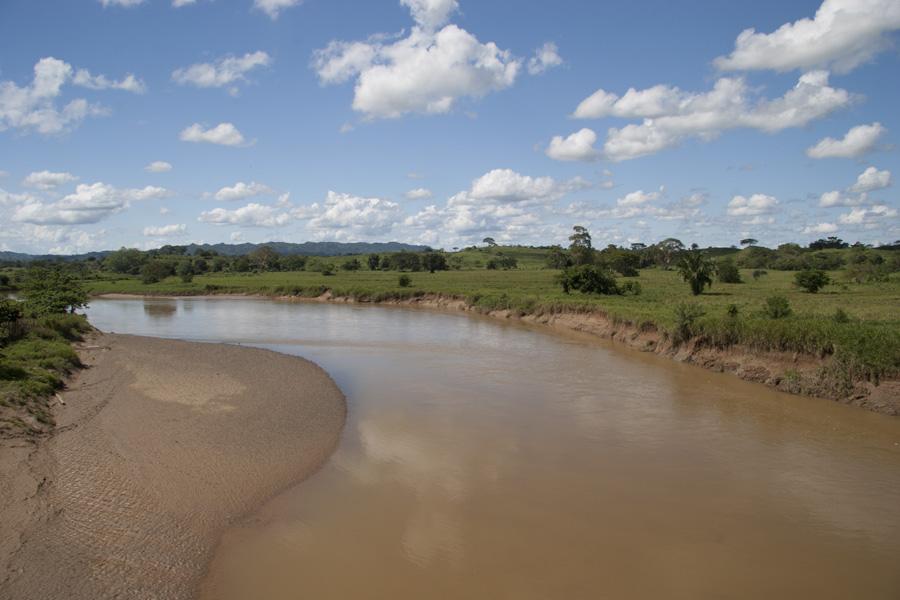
[0,333,346,600]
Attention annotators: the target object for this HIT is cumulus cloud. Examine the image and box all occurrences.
[806,122,885,158]
[11,182,170,225]
[213,181,274,202]
[527,42,563,75]
[545,128,599,161]
[559,187,700,221]
[293,191,403,240]
[406,187,433,200]
[199,203,291,227]
[144,224,186,237]
[145,161,173,173]
[617,189,661,207]
[562,71,852,161]
[73,69,146,93]
[727,194,778,217]
[0,57,108,135]
[172,51,271,93]
[714,0,900,74]
[179,122,246,146]
[838,204,897,226]
[848,166,892,194]
[312,2,519,119]
[99,0,145,6]
[802,222,838,234]
[254,0,302,19]
[22,170,77,190]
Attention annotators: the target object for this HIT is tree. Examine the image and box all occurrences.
[341,258,362,271]
[176,260,194,283]
[421,252,449,273]
[279,255,308,271]
[367,254,381,271]
[398,274,412,287]
[482,237,497,247]
[794,269,830,293]
[390,252,422,272]
[545,245,571,269]
[740,238,758,247]
[141,260,173,284]
[809,236,847,250]
[0,299,23,343]
[568,226,594,266]
[104,247,145,274]
[557,264,620,295]
[717,258,743,283]
[677,245,716,295]
[654,238,685,270]
[486,254,518,270]
[22,267,89,315]
[249,245,279,272]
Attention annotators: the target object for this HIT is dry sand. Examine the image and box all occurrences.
[0,333,346,600]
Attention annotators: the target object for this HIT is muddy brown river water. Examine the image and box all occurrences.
[85,297,900,599]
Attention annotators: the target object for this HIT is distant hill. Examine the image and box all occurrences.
[184,241,430,256]
[0,241,430,263]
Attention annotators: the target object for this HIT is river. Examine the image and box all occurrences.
[84,296,900,599]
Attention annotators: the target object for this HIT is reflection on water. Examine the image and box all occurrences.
[85,297,900,599]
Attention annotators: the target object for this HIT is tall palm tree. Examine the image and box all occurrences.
[678,245,716,295]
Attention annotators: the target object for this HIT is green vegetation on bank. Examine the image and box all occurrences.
[2,232,899,397]
[1,269,91,437]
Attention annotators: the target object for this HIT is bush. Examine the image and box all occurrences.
[22,268,88,316]
[673,302,705,344]
[557,265,620,295]
[794,269,830,293]
[620,281,642,295]
[141,260,173,284]
[751,269,768,280]
[486,255,518,270]
[176,260,194,283]
[833,308,851,323]
[763,295,792,319]
[341,258,362,271]
[717,258,743,283]
[398,274,412,288]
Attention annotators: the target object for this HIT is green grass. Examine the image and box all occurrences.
[0,314,90,436]
[82,266,900,387]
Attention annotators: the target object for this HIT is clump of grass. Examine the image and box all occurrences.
[763,295,792,319]
[672,302,705,345]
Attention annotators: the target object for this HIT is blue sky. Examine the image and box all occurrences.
[1,0,898,254]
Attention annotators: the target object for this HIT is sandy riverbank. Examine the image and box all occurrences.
[0,333,346,600]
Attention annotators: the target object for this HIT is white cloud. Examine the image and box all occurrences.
[143,224,186,237]
[214,181,274,202]
[406,187,433,200]
[297,191,403,240]
[564,71,852,161]
[400,0,459,30]
[802,222,838,234]
[199,203,291,227]
[819,166,891,206]
[173,0,198,6]
[312,4,520,119]
[179,122,245,146]
[527,42,563,75]
[145,161,173,173]
[11,182,168,225]
[22,170,77,190]
[73,69,146,93]
[848,166,891,194]
[545,128,599,161]
[714,0,900,74]
[99,0,145,6]
[838,204,897,226]
[468,168,588,204]
[253,0,302,19]
[727,194,778,217]
[806,122,885,158]
[617,189,661,207]
[172,51,271,92]
[0,57,107,135]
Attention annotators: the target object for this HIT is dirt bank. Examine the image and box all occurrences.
[0,333,346,600]
[308,292,899,415]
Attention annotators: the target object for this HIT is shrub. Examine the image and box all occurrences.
[751,269,768,280]
[22,267,88,316]
[717,258,743,283]
[620,281,642,295]
[726,303,739,318]
[141,260,173,284]
[176,260,194,283]
[763,295,792,319]
[557,265,620,295]
[673,302,705,344]
[833,308,851,323]
[486,255,518,270]
[341,258,362,271]
[398,274,412,288]
[794,269,830,293]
